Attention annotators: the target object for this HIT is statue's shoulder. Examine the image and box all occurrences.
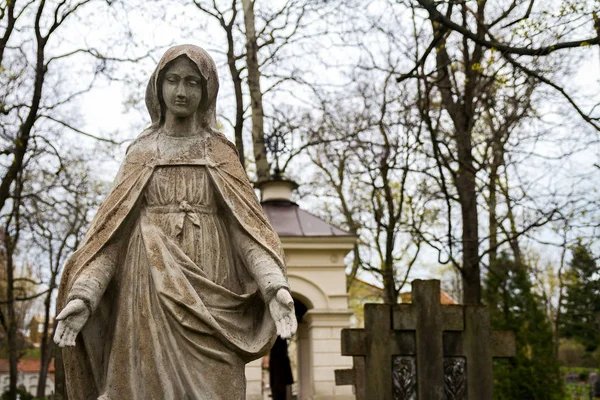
[208,131,238,155]
[206,131,248,180]
[127,128,158,154]
[123,128,159,164]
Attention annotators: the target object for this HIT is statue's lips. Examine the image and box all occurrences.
[174,101,187,105]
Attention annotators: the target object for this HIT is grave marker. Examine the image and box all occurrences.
[335,280,516,400]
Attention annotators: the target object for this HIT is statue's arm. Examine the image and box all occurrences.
[66,239,120,314]
[231,225,289,303]
[65,169,144,314]
[55,239,122,347]
[225,204,297,338]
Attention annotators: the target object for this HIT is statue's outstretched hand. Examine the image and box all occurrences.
[54,299,90,347]
[269,288,297,339]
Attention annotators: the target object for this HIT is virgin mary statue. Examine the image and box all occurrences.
[54,45,297,400]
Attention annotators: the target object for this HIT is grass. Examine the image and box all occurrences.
[561,367,599,399]
[565,383,592,399]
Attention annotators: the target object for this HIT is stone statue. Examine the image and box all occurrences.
[53,44,297,399]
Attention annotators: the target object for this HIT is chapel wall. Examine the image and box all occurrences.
[246,234,356,399]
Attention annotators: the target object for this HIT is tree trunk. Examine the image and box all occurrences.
[449,91,480,306]
[224,7,246,168]
[382,252,396,304]
[457,155,480,305]
[488,149,500,266]
[5,174,24,400]
[499,175,523,267]
[227,51,245,168]
[456,114,481,305]
[6,247,17,400]
[553,235,568,359]
[488,181,497,266]
[36,327,53,398]
[430,2,484,305]
[0,0,17,67]
[36,275,56,398]
[554,289,563,359]
[54,346,66,399]
[242,0,271,182]
[0,5,47,216]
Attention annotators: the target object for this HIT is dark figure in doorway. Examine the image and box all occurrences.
[269,337,294,400]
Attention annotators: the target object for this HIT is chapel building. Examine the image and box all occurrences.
[245,179,357,400]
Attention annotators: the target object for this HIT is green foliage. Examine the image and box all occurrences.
[559,339,598,368]
[560,243,600,354]
[347,279,384,327]
[564,383,592,400]
[1,386,34,400]
[484,253,563,400]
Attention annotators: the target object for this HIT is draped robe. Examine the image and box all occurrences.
[57,45,289,400]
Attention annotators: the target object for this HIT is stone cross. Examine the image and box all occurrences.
[335,280,515,400]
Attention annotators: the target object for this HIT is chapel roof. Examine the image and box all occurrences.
[261,200,354,238]
[0,359,55,373]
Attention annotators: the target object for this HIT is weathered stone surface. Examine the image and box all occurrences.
[335,279,515,400]
[53,45,297,399]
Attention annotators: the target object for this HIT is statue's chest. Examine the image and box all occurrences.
[145,134,216,206]
[156,134,207,160]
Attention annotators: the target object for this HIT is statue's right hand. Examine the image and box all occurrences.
[53,299,90,348]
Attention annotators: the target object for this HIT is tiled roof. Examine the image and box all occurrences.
[399,291,457,305]
[0,359,55,373]
[351,279,458,305]
[261,201,354,237]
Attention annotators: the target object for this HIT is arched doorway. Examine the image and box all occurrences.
[268,297,311,400]
[292,297,310,399]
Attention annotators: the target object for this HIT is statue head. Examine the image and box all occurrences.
[160,55,205,120]
[145,45,220,131]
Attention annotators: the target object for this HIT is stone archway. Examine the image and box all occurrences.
[268,297,312,400]
[246,269,355,400]
[285,277,326,400]
[287,274,328,310]
[291,297,311,400]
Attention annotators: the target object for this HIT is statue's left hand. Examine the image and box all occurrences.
[53,299,90,347]
[269,288,297,339]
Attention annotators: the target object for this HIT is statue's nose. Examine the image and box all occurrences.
[176,83,186,99]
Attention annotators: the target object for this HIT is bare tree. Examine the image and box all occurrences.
[308,66,433,304]
[18,156,102,398]
[410,0,600,130]
[319,0,579,305]
[0,1,146,397]
[191,0,342,179]
[241,0,271,181]
[482,77,537,267]
[191,0,247,166]
[393,0,568,304]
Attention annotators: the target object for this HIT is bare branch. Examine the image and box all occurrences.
[39,115,125,145]
[416,0,600,56]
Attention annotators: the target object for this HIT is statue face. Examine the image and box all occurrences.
[161,57,203,119]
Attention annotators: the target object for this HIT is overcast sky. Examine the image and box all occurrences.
[46,0,600,293]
